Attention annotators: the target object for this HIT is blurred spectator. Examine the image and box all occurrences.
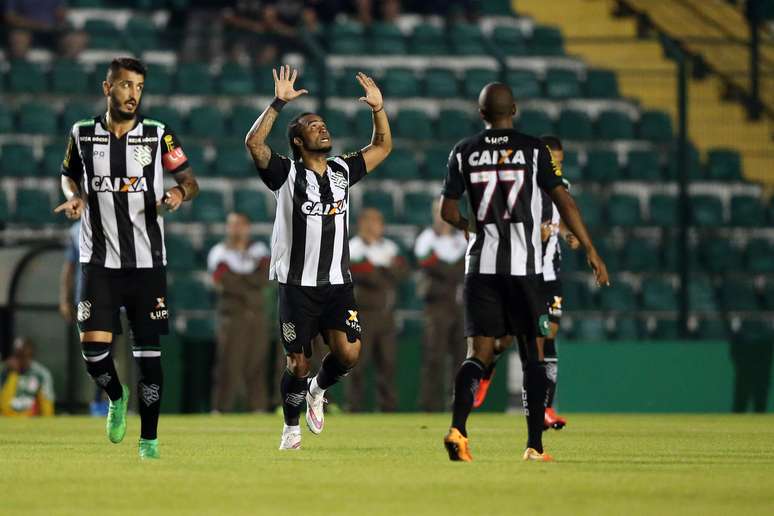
[4,0,87,60]
[207,212,272,413]
[414,199,467,411]
[1,337,55,417]
[348,208,408,412]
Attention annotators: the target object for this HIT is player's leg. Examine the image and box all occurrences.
[473,336,512,408]
[543,280,566,429]
[279,351,311,449]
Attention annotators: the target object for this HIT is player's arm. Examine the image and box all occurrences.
[245,65,308,170]
[54,133,86,219]
[439,147,470,238]
[157,127,199,211]
[357,73,392,172]
[558,219,580,249]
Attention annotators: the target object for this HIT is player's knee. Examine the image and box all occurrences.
[286,353,310,377]
[335,340,360,369]
[547,322,560,340]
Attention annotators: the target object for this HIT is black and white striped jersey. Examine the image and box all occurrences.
[442,128,564,277]
[256,151,368,286]
[61,115,190,269]
[540,191,562,282]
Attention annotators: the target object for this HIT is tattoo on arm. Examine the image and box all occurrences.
[173,169,199,201]
[245,106,279,169]
[373,132,385,144]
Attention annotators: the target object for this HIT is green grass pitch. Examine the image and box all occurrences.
[2,413,773,515]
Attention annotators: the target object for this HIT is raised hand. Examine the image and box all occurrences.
[54,197,84,220]
[356,72,383,111]
[273,64,308,102]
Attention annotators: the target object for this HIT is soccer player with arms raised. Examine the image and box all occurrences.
[245,66,392,449]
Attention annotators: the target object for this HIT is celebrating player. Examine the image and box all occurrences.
[54,57,199,459]
[244,65,392,450]
[441,83,608,462]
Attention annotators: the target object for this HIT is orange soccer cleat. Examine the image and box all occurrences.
[544,407,567,430]
[444,428,473,462]
[522,448,554,462]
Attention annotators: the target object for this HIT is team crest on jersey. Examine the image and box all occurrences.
[133,145,153,167]
[301,200,347,216]
[91,176,149,193]
[77,300,92,322]
[329,170,348,189]
[282,322,296,343]
[346,310,361,333]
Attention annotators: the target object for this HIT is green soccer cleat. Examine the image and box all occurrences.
[138,438,160,460]
[106,384,129,444]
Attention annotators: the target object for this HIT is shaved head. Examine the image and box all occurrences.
[478,82,516,124]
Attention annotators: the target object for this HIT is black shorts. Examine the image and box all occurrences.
[77,264,169,338]
[278,282,361,356]
[541,279,563,325]
[463,273,550,340]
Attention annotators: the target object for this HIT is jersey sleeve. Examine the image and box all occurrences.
[342,151,367,186]
[441,146,465,200]
[536,145,564,193]
[256,152,293,191]
[160,127,190,174]
[60,132,83,182]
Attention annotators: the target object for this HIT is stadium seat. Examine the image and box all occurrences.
[584,69,619,98]
[423,68,460,97]
[370,22,406,55]
[506,69,541,99]
[449,23,488,55]
[529,25,564,56]
[183,145,208,176]
[746,238,774,273]
[686,275,717,312]
[165,233,198,271]
[719,277,759,312]
[8,61,46,93]
[214,144,250,178]
[319,108,352,139]
[191,190,226,223]
[380,147,420,180]
[14,189,55,224]
[641,278,678,311]
[234,190,269,223]
[584,149,619,182]
[84,19,121,49]
[690,195,724,226]
[360,190,396,221]
[492,26,527,56]
[42,143,66,177]
[187,105,225,138]
[176,63,214,95]
[62,101,97,129]
[436,109,475,141]
[409,23,447,55]
[563,278,595,310]
[729,194,764,226]
[648,194,678,226]
[626,149,662,181]
[462,68,500,98]
[144,64,174,95]
[402,192,436,225]
[607,194,642,226]
[18,102,57,134]
[338,67,373,97]
[612,317,641,340]
[544,69,580,99]
[1,144,37,177]
[423,144,453,179]
[572,192,602,227]
[621,239,660,272]
[705,148,742,181]
[516,109,554,136]
[637,110,673,142]
[594,238,621,272]
[144,106,183,132]
[561,150,582,181]
[382,68,420,98]
[596,110,634,140]
[598,282,637,311]
[0,193,8,222]
[124,16,161,53]
[693,317,729,340]
[650,318,681,339]
[573,318,607,340]
[230,104,260,137]
[0,105,12,133]
[394,109,433,140]
[662,242,703,273]
[171,275,212,310]
[51,61,90,94]
[329,21,367,54]
[667,145,703,179]
[557,109,593,140]
[218,62,255,95]
[255,65,282,95]
[698,239,743,274]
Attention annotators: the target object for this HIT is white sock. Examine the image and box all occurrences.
[283,424,300,434]
[309,377,325,398]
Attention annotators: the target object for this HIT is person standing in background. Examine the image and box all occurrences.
[207,212,271,412]
[414,200,468,412]
[1,338,55,417]
[348,208,408,412]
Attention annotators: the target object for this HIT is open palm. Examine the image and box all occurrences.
[273,65,308,102]
[356,72,383,110]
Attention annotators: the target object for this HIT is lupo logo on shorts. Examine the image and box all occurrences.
[150,297,168,321]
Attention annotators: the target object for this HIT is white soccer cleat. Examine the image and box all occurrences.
[278,428,302,450]
[305,388,326,435]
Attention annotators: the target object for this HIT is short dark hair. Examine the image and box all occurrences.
[541,135,563,151]
[287,112,315,160]
[106,57,147,82]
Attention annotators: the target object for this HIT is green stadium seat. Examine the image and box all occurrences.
[563,278,595,309]
[51,61,90,94]
[214,144,250,178]
[380,148,420,180]
[621,239,660,272]
[506,69,541,99]
[746,239,774,273]
[648,194,678,226]
[516,109,554,136]
[319,108,352,139]
[638,110,673,142]
[360,190,396,221]
[62,101,97,130]
[667,144,703,179]
[423,68,459,97]
[394,109,433,140]
[698,239,743,274]
[144,106,183,133]
[171,275,212,310]
[329,22,367,54]
[719,277,759,312]
[594,238,621,272]
[0,193,8,221]
[584,69,619,98]
[584,149,619,182]
[607,194,641,226]
[234,190,269,223]
[382,68,420,98]
[561,150,582,181]
[598,282,637,311]
[436,109,475,141]
[192,190,226,223]
[176,63,214,95]
[254,65,282,95]
[462,68,500,98]
[529,26,564,56]
[42,143,67,177]
[706,148,742,181]
[351,108,376,139]
[402,192,436,225]
[662,243,701,273]
[1,144,37,177]
[641,278,678,311]
[18,102,57,134]
[423,144,452,179]
[165,233,198,271]
[544,69,580,99]
[337,67,374,97]
[8,61,46,93]
[187,105,225,138]
[124,16,161,53]
[449,23,488,55]
[573,318,607,340]
[729,194,764,226]
[596,110,634,140]
[612,317,641,340]
[218,62,255,95]
[370,22,406,54]
[409,23,447,55]
[492,26,527,56]
[650,318,681,339]
[14,189,55,224]
[626,149,662,181]
[557,109,593,140]
[693,317,729,340]
[688,275,717,312]
[84,19,121,49]
[572,192,602,227]
[691,195,724,226]
[144,64,174,95]
[183,145,208,176]
[0,105,12,133]
[230,104,259,137]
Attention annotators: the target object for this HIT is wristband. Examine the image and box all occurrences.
[173,185,186,200]
[372,105,384,114]
[271,97,287,112]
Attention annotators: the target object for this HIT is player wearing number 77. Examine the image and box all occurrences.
[440,82,609,463]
